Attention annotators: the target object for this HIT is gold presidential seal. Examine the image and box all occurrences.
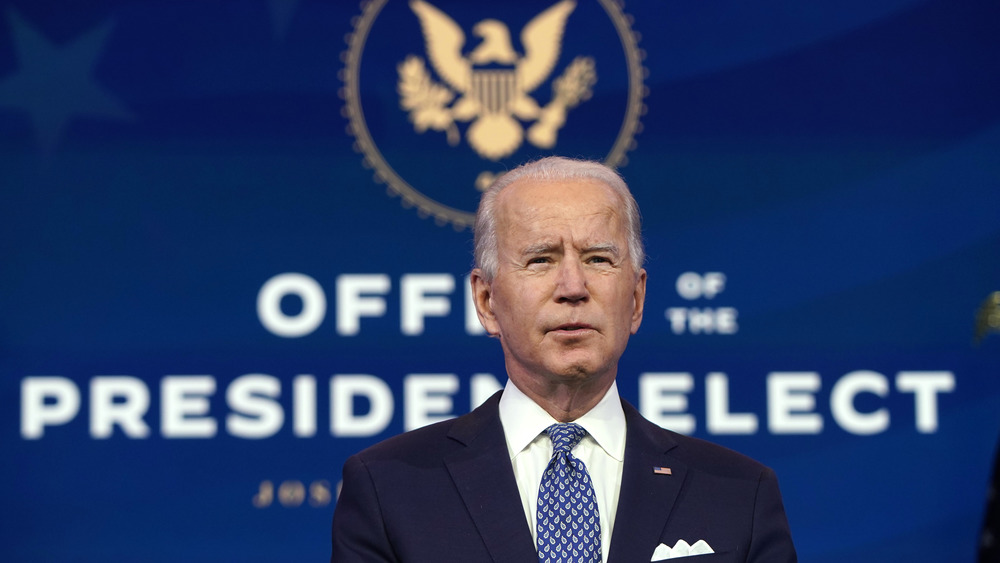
[342,0,646,229]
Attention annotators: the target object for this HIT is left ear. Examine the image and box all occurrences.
[630,268,647,334]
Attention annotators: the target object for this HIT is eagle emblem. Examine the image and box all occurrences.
[398,0,596,163]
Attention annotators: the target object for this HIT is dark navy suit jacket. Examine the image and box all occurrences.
[331,392,796,562]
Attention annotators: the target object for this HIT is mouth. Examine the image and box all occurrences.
[550,323,595,334]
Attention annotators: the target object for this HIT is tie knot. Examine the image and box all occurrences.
[545,423,587,454]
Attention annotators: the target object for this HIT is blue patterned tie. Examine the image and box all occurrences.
[536,423,601,563]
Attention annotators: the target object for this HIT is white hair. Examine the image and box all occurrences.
[473,156,644,281]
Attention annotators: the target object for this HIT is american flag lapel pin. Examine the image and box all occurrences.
[653,466,672,475]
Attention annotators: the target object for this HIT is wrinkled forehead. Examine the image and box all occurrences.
[494,178,627,246]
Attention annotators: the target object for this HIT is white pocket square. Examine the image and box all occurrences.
[651,539,715,560]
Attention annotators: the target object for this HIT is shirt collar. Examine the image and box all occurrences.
[498,378,626,462]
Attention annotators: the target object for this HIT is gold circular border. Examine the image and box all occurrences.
[341,0,647,230]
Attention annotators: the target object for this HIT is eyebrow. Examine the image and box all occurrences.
[519,242,621,257]
[584,243,621,257]
[521,243,557,256]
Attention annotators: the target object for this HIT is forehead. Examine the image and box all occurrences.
[494,178,625,243]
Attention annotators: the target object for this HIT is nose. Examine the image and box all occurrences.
[554,259,589,303]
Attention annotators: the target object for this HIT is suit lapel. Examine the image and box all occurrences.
[444,392,538,563]
[607,401,686,563]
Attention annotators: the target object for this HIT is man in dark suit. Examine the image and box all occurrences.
[331,157,796,562]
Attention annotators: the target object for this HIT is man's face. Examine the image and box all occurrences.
[472,178,646,394]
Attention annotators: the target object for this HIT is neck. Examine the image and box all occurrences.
[510,373,615,422]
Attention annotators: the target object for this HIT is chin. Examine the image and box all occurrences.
[547,359,608,383]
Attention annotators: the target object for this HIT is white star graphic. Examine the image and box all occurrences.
[0,8,132,155]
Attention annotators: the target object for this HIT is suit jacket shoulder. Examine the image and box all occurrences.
[611,400,797,563]
[331,392,538,563]
[347,390,499,465]
[625,400,771,477]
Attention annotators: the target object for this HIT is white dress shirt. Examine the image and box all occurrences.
[498,379,626,563]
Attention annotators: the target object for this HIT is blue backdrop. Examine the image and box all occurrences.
[3,0,999,561]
